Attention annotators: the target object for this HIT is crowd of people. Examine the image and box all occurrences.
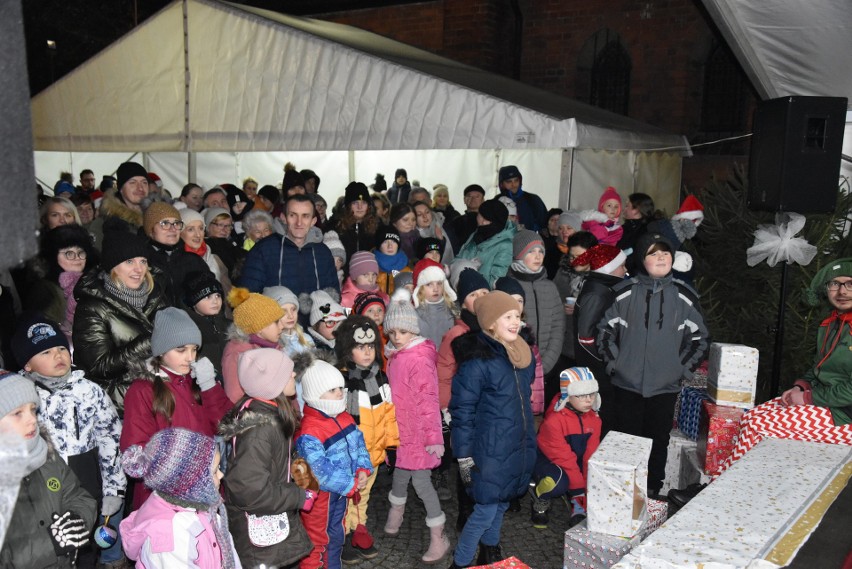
[1,160,850,569]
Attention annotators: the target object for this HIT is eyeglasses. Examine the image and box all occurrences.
[826,280,852,292]
[573,393,598,400]
[210,222,234,231]
[158,220,184,230]
[60,250,87,260]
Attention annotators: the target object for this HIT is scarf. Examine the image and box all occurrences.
[815,310,852,370]
[59,270,83,336]
[184,240,209,257]
[102,272,150,309]
[150,240,180,256]
[398,229,420,260]
[486,331,532,369]
[375,249,409,273]
[25,369,73,391]
[210,501,237,569]
[24,433,49,476]
[510,260,542,275]
[345,363,382,421]
[460,309,480,332]
[472,222,502,245]
[248,334,280,349]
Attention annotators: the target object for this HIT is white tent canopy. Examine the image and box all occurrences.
[31,0,689,211]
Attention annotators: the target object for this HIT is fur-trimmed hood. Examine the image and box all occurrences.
[580,209,609,223]
[218,402,282,440]
[99,189,144,229]
[451,329,535,366]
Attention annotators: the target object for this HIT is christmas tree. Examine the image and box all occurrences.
[691,164,852,402]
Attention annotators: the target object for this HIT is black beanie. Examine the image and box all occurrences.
[456,268,490,302]
[373,173,387,193]
[258,185,281,205]
[344,182,370,207]
[394,168,407,180]
[116,162,148,190]
[282,169,306,193]
[416,237,444,260]
[101,231,149,271]
[301,169,320,192]
[478,199,509,228]
[183,271,224,307]
[494,276,525,301]
[375,228,401,249]
[12,313,69,367]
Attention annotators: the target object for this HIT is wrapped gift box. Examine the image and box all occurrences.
[471,557,530,568]
[697,400,744,476]
[587,431,652,537]
[636,498,669,541]
[660,429,698,494]
[564,520,641,569]
[676,387,709,441]
[707,342,759,409]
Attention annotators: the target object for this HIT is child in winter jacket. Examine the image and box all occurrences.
[0,370,98,568]
[334,316,400,562]
[295,355,373,569]
[120,427,240,568]
[529,367,602,530]
[120,308,233,510]
[597,232,709,495]
[449,291,537,567]
[12,314,127,567]
[341,251,391,309]
[374,229,410,296]
[264,285,315,411]
[412,259,458,348]
[184,271,231,377]
[305,290,348,354]
[220,349,315,568]
[507,231,565,403]
[382,294,450,565]
[221,287,285,403]
[581,186,624,247]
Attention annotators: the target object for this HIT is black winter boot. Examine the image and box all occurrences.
[475,542,504,565]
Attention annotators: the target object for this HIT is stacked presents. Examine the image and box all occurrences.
[665,342,759,492]
[564,432,668,569]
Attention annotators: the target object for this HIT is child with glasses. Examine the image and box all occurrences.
[529,367,602,530]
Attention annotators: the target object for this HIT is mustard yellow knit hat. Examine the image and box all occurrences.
[143,201,182,238]
[228,287,284,334]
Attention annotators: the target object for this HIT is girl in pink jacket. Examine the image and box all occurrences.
[120,427,241,569]
[381,290,450,565]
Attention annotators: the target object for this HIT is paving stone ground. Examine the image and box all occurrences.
[353,463,572,568]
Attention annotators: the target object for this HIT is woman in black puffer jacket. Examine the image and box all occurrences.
[72,232,168,412]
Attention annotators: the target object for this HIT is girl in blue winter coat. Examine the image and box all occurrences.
[449,291,537,568]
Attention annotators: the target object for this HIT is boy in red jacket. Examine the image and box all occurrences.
[529,367,602,529]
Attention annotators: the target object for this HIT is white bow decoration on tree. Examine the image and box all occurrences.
[746,212,817,267]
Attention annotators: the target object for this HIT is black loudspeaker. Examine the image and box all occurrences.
[748,96,847,213]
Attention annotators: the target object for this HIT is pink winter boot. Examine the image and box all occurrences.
[421,513,450,564]
[383,492,406,535]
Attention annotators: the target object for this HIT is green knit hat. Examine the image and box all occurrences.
[804,258,852,306]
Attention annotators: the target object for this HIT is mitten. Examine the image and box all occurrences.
[291,458,319,491]
[100,495,123,517]
[190,357,217,391]
[49,511,90,556]
[302,489,316,512]
[425,444,445,459]
[458,457,475,488]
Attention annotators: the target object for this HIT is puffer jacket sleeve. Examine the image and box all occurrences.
[296,434,356,497]
[237,237,278,291]
[437,324,466,409]
[348,427,374,475]
[537,410,586,491]
[677,293,710,379]
[91,384,126,497]
[408,350,443,447]
[200,383,233,433]
[449,358,485,460]
[485,237,513,285]
[119,381,160,451]
[537,281,565,374]
[226,427,305,515]
[576,284,609,361]
[596,294,625,373]
[72,300,152,386]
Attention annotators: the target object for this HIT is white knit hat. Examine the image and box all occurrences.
[179,208,204,227]
[301,359,346,417]
[263,286,298,309]
[555,367,600,412]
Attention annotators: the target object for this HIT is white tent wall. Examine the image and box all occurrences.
[34,151,138,190]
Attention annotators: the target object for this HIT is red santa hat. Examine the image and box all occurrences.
[672,195,704,225]
[572,244,627,275]
[411,258,456,307]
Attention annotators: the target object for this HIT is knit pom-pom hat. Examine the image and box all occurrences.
[598,186,622,217]
[121,427,218,509]
[556,366,600,412]
[384,288,420,334]
[228,287,284,335]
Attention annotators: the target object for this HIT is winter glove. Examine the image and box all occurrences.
[441,409,451,434]
[458,457,475,488]
[302,489,317,512]
[190,357,217,391]
[291,458,319,491]
[425,444,445,459]
[49,511,90,557]
[100,495,123,517]
[385,447,397,474]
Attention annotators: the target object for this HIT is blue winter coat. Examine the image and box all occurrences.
[238,235,340,298]
[449,332,537,504]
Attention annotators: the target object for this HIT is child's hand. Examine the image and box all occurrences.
[356,471,368,490]
[425,444,445,459]
[49,511,89,556]
[100,495,123,517]
[190,358,217,391]
[458,457,475,487]
[291,458,319,491]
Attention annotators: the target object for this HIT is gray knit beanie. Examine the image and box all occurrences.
[263,286,299,309]
[558,211,583,232]
[151,308,203,357]
[513,229,545,260]
[0,370,39,419]
[384,289,420,334]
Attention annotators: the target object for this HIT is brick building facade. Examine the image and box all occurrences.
[310,0,757,196]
